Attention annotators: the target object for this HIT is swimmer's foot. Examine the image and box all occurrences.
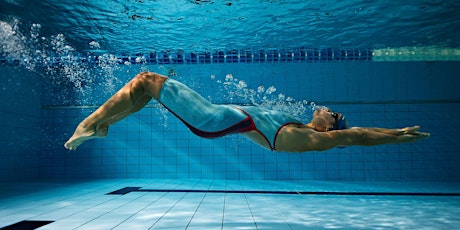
[64,123,108,150]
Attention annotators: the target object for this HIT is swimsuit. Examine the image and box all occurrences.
[237,106,303,150]
[158,78,303,151]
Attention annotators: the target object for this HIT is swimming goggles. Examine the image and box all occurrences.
[330,112,349,130]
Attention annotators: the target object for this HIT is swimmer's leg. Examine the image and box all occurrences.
[93,94,153,137]
[99,95,153,129]
[64,72,166,150]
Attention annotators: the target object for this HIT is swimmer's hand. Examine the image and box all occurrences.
[395,126,430,142]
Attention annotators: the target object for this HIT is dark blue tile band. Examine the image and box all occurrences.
[106,187,141,195]
[0,48,373,66]
[0,220,54,230]
[107,187,460,197]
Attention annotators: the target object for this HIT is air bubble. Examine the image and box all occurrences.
[211,74,317,121]
[257,86,265,93]
[225,74,233,81]
[89,40,100,49]
[265,86,276,94]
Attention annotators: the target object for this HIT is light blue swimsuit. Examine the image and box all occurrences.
[158,79,303,151]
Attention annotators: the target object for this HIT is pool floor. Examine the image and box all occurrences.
[1,179,459,229]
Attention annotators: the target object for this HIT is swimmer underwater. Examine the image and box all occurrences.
[64,72,429,152]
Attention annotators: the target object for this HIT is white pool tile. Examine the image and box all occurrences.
[185,193,225,230]
[1,179,459,229]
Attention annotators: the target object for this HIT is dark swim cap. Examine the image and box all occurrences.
[330,112,349,130]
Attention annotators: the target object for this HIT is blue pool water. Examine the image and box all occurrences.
[1,0,460,229]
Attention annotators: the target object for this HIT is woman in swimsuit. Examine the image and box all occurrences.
[64,72,429,152]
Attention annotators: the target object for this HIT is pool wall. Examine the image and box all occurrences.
[0,67,42,181]
[1,61,459,182]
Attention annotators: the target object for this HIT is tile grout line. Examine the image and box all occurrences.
[184,180,215,230]
[221,181,228,230]
[4,180,131,220]
[72,180,166,229]
[110,180,195,229]
[147,180,203,230]
[240,181,259,230]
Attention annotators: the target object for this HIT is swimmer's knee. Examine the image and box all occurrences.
[135,72,167,99]
[136,71,160,79]
[137,72,167,82]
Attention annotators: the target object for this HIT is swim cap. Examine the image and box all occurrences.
[330,112,349,130]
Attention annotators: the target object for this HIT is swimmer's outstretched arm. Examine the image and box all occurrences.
[275,126,430,152]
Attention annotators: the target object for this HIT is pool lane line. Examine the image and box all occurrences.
[107,187,460,197]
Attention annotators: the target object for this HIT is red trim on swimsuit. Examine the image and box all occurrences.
[186,117,255,138]
[238,109,274,151]
[159,102,258,138]
[160,102,294,151]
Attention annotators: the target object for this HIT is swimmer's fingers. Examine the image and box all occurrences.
[396,126,421,135]
[411,131,430,138]
[402,126,420,134]
[399,131,430,143]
